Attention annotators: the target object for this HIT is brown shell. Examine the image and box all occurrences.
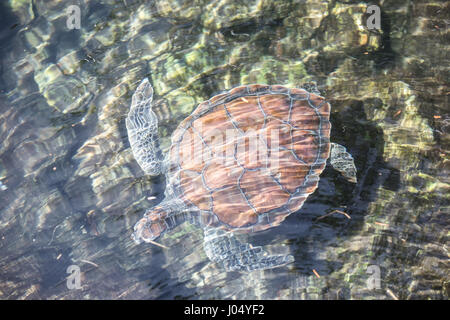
[168,84,330,233]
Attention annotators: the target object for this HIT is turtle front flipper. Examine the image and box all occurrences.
[203,228,294,272]
[126,78,164,176]
[330,143,357,183]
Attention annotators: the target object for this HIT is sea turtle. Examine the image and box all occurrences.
[126,79,357,272]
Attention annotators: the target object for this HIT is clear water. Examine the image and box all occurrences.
[0,0,448,299]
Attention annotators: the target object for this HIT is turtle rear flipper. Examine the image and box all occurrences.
[126,78,164,175]
[330,143,357,183]
[203,228,294,272]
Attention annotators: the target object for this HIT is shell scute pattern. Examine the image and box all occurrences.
[167,84,331,232]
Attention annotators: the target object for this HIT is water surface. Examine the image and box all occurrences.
[0,0,448,299]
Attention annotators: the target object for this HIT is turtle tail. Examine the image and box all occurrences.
[126,78,164,176]
[330,143,357,183]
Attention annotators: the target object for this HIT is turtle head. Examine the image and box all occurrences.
[131,211,167,244]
